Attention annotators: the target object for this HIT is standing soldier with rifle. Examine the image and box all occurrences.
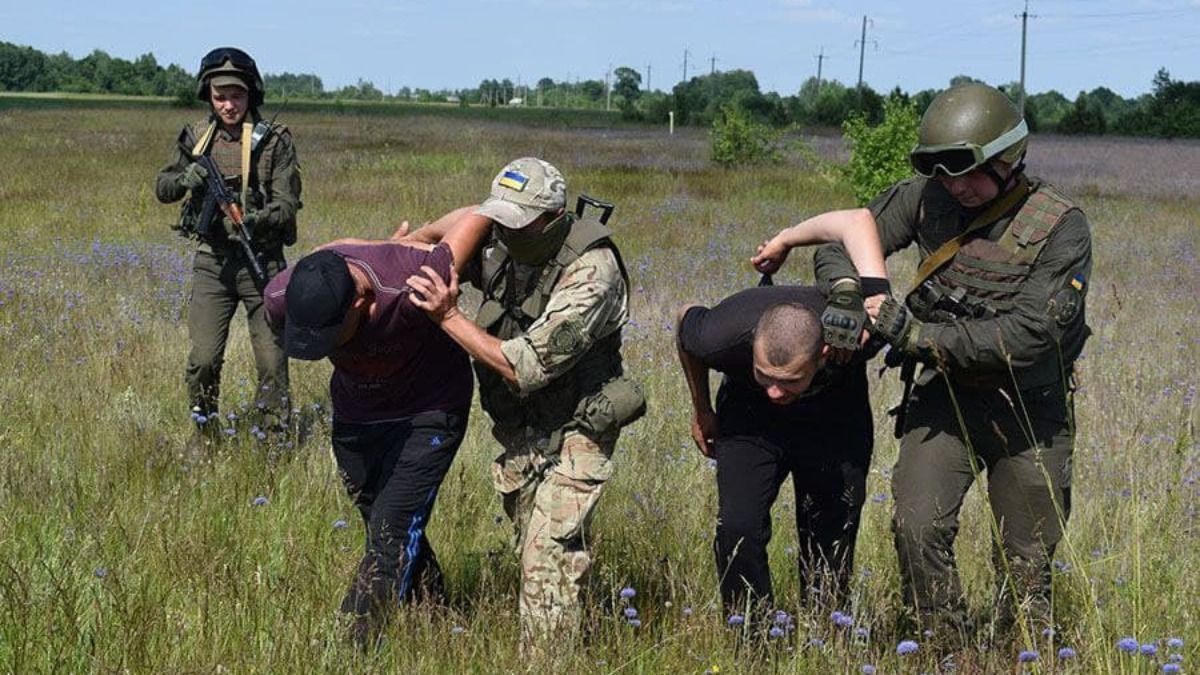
[155,47,302,444]
[813,83,1092,647]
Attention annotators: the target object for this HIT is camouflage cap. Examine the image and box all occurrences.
[476,157,567,230]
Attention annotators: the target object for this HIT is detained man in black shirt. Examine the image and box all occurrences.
[675,210,889,618]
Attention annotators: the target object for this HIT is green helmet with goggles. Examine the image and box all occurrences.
[195,47,265,108]
[910,83,1028,179]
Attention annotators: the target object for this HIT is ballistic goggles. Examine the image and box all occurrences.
[909,119,1028,178]
[200,47,257,74]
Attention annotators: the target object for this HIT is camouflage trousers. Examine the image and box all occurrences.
[892,377,1074,643]
[492,430,616,650]
[185,248,289,426]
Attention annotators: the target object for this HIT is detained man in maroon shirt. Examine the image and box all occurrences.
[264,211,489,647]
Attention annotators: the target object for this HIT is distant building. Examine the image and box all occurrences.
[508,97,524,107]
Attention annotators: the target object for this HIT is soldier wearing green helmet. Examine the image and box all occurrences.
[811,82,1092,645]
[155,47,303,445]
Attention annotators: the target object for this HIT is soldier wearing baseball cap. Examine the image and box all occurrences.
[154,47,302,446]
[407,157,644,654]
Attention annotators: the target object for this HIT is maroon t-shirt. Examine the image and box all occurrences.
[265,242,472,423]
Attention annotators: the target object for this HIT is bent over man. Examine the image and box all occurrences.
[677,212,889,619]
[407,158,644,654]
[155,47,302,439]
[264,214,489,647]
[814,82,1092,643]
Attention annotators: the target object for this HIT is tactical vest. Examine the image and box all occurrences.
[177,116,295,252]
[474,214,632,443]
[910,178,1083,388]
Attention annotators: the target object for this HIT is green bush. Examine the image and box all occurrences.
[841,96,919,205]
[709,103,781,167]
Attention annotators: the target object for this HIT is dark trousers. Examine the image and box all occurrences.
[331,409,467,625]
[186,248,289,422]
[712,378,872,614]
[891,378,1074,634]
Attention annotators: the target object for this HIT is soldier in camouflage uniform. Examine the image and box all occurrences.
[407,158,644,652]
[155,47,302,436]
[813,83,1092,643]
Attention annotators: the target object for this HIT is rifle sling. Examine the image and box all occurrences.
[906,174,1030,295]
[240,121,253,209]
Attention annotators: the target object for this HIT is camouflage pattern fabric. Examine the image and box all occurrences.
[499,247,629,394]
[491,432,616,649]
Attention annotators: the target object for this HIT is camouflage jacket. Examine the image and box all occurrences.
[154,115,302,253]
[815,175,1092,390]
[469,215,631,440]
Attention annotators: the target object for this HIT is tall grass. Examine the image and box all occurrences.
[0,107,1195,672]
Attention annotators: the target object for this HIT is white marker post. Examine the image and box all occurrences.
[669,111,675,135]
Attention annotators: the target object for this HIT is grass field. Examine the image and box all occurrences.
[0,106,1196,673]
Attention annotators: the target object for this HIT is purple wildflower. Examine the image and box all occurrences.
[628,618,642,628]
[1141,643,1158,656]
[831,611,855,628]
[861,666,876,675]
[1018,650,1039,663]
[93,567,108,579]
[808,638,826,648]
[1057,647,1077,660]
[1167,637,1184,649]
[769,626,785,638]
[774,610,792,626]
[682,607,693,617]
[252,495,269,507]
[897,640,919,655]
[623,607,638,619]
[1169,654,1183,663]
[619,586,636,599]
[1163,665,1181,674]
[1117,637,1139,653]
[727,614,745,626]
[333,518,348,530]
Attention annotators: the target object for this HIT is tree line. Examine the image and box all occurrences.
[2,41,1197,138]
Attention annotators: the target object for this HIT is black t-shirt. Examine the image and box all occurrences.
[678,283,886,414]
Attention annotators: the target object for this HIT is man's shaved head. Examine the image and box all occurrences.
[752,303,824,405]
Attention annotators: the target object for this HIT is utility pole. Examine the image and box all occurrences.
[815,46,826,92]
[710,55,717,76]
[1015,0,1037,114]
[682,49,690,83]
[605,64,612,111]
[854,15,876,106]
[646,64,652,93]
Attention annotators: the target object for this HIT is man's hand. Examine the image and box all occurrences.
[691,408,718,458]
[822,279,866,360]
[406,265,461,323]
[179,161,208,191]
[222,209,257,241]
[750,235,791,275]
[390,221,412,241]
[871,295,921,353]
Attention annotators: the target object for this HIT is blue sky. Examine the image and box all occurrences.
[5,0,1197,98]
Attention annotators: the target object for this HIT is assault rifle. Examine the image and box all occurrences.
[195,155,268,288]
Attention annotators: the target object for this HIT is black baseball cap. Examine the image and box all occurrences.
[284,250,356,360]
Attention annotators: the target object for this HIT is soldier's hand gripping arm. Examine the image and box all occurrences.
[675,304,718,458]
[752,207,888,360]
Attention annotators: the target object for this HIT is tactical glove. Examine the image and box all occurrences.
[222,209,257,242]
[821,278,866,351]
[179,162,208,191]
[871,295,922,354]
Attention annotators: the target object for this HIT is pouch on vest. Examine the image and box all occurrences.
[571,376,647,438]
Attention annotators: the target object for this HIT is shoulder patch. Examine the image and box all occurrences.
[1047,285,1083,326]
[548,319,584,356]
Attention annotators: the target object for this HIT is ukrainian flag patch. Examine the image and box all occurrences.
[498,170,529,191]
[1070,273,1085,291]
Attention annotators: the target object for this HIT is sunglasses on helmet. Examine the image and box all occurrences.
[200,47,256,73]
[909,119,1028,178]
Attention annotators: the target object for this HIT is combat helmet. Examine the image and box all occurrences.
[195,47,265,108]
[909,82,1027,179]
